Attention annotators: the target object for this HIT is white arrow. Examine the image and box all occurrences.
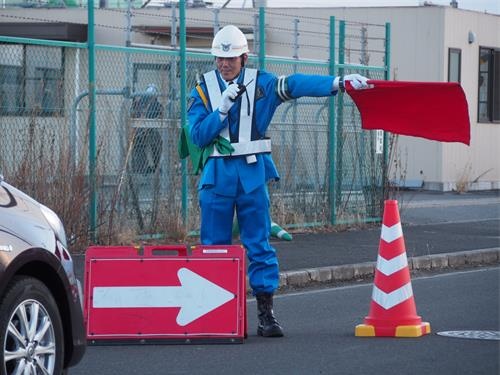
[381,223,403,243]
[371,282,413,310]
[376,252,408,276]
[92,268,234,326]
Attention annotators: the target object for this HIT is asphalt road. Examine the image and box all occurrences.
[70,267,500,375]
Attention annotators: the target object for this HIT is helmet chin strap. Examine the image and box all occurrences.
[230,71,242,82]
[223,67,244,83]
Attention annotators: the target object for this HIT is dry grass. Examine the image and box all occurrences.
[2,116,91,251]
[454,163,472,194]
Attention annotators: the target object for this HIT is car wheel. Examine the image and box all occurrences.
[0,276,64,375]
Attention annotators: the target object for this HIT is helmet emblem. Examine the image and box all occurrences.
[221,43,231,52]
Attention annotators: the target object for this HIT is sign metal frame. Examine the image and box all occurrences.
[84,245,247,344]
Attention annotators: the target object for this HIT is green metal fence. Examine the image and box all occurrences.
[0,6,390,250]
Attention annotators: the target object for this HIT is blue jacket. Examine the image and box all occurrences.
[188,68,336,197]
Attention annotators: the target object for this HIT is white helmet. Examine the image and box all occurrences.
[146,84,158,95]
[211,25,249,58]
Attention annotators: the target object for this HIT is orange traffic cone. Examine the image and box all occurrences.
[355,200,431,337]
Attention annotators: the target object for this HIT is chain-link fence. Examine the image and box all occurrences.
[0,7,389,251]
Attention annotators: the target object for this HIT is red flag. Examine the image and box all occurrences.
[346,80,471,145]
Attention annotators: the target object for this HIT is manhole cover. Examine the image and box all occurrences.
[437,330,500,341]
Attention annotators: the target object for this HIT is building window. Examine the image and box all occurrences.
[0,65,23,115]
[448,48,461,83]
[478,47,500,123]
[0,44,64,117]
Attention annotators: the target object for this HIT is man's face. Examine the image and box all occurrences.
[216,54,247,81]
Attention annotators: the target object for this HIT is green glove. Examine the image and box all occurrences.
[271,222,293,241]
[233,220,293,241]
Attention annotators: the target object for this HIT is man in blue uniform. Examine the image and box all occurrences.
[187,25,368,337]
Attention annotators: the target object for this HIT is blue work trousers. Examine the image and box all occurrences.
[199,183,279,294]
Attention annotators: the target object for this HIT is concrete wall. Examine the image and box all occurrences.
[441,9,500,190]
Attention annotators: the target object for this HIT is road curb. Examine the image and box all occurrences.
[276,248,500,291]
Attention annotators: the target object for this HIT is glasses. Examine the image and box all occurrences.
[215,57,240,64]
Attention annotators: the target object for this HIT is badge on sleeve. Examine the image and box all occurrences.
[256,86,265,100]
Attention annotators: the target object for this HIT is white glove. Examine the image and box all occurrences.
[343,73,369,90]
[219,84,240,115]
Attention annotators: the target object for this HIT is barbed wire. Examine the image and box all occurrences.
[263,9,331,24]
[0,12,71,24]
[101,7,175,19]
[0,9,387,58]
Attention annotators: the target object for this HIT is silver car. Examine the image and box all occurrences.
[0,175,86,374]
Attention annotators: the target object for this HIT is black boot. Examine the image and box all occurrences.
[256,293,284,337]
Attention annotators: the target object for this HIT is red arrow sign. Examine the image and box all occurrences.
[85,246,246,341]
[93,267,234,326]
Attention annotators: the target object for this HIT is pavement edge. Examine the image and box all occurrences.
[274,248,500,291]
